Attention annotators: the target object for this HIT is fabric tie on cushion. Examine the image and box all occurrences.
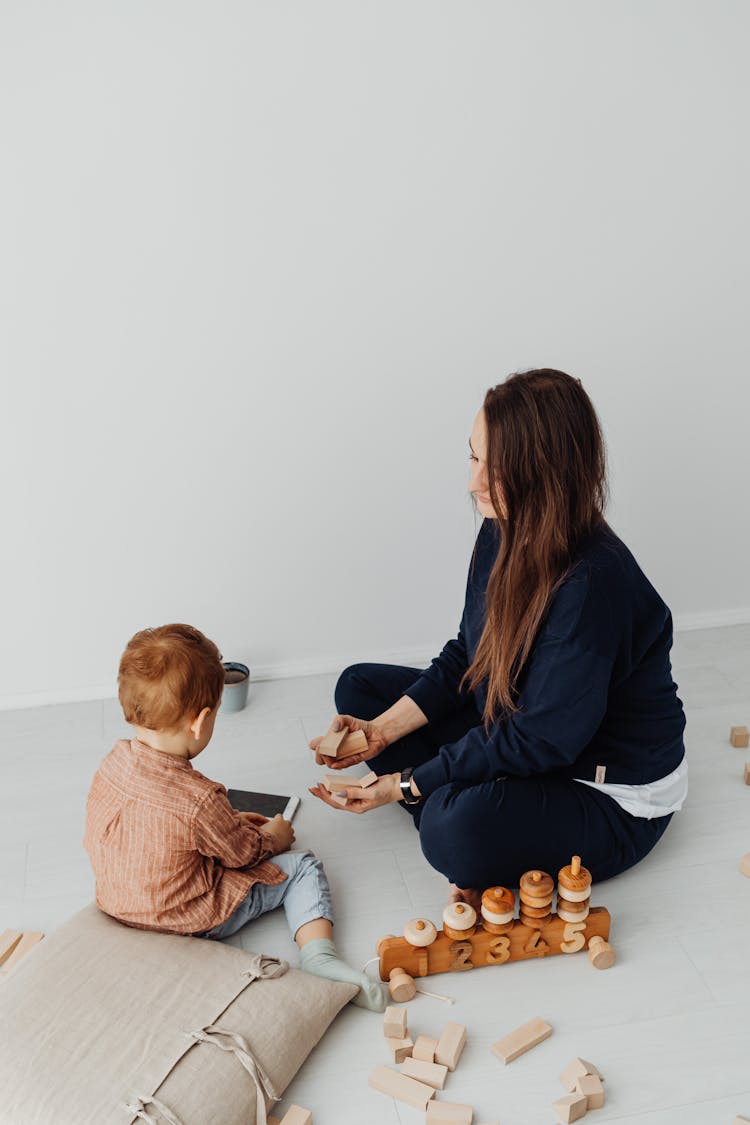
[240,954,288,982]
[185,1024,279,1125]
[125,1095,184,1125]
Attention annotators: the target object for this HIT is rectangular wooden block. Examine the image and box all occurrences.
[384,1005,408,1039]
[368,1066,435,1109]
[744,762,750,785]
[559,1056,602,1091]
[359,770,378,787]
[340,728,368,756]
[491,1016,552,1064]
[426,1100,473,1123]
[400,1056,448,1089]
[323,773,363,793]
[0,931,43,978]
[267,1117,282,1125]
[435,1021,466,1071]
[552,1093,588,1123]
[730,725,749,748]
[386,1035,413,1063]
[733,1117,750,1124]
[0,930,23,967]
[279,1107,312,1125]
[575,1073,605,1110]
[413,1034,438,1062]
[319,726,348,757]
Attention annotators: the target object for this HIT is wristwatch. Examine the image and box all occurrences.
[399,766,421,806]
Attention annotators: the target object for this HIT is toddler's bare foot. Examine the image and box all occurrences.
[449,884,482,911]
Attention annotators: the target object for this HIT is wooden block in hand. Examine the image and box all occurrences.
[368,1066,435,1109]
[401,1056,448,1089]
[575,1073,605,1110]
[322,773,362,793]
[340,728,368,756]
[413,1034,438,1062]
[491,1017,552,1064]
[552,1093,588,1123]
[279,1107,312,1125]
[384,1005,408,1039]
[730,726,749,748]
[386,1035,413,1063]
[435,1021,467,1070]
[319,726,349,758]
[426,1100,473,1123]
[0,931,43,977]
[0,930,23,967]
[560,1057,602,1091]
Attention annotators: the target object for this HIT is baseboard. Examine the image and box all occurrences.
[673,607,750,633]
[2,612,749,713]
[0,645,437,713]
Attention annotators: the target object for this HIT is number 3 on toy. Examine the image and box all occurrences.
[561,920,587,953]
[485,935,511,964]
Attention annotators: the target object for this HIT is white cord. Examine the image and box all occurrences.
[415,985,454,1004]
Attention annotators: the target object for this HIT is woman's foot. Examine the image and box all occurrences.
[299,937,386,1011]
[449,883,482,910]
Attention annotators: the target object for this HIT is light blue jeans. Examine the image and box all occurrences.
[201,850,334,942]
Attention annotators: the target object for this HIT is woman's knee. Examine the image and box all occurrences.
[418,786,480,884]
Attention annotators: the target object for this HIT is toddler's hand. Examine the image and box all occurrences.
[264,813,295,855]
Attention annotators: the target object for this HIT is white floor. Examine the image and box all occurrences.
[2,624,750,1124]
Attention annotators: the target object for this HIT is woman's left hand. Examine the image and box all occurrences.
[309,774,401,815]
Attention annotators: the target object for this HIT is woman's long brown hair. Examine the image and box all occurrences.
[464,369,608,721]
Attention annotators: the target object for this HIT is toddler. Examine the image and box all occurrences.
[84,623,384,1010]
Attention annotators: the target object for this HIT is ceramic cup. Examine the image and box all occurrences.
[221,662,250,713]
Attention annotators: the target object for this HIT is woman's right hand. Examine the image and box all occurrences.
[309,715,388,770]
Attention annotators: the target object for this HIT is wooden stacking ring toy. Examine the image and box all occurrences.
[558,855,592,893]
[403,918,438,947]
[519,869,554,900]
[480,886,516,933]
[442,902,477,940]
[556,895,589,914]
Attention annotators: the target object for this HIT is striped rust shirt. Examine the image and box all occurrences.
[84,738,286,934]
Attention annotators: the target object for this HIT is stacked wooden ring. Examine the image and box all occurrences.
[442,902,477,940]
[480,886,516,934]
[518,869,554,928]
[557,855,592,922]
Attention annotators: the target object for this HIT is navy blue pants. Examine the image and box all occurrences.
[335,663,673,889]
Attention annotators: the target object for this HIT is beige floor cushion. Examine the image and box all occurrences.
[0,903,357,1125]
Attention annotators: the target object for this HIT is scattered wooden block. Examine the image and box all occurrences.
[588,935,616,970]
[388,967,416,1002]
[413,1035,438,1063]
[384,1005,408,1039]
[279,1107,312,1125]
[368,1065,435,1109]
[434,1021,466,1071]
[386,1035,413,1063]
[740,853,750,879]
[744,763,750,785]
[0,931,43,979]
[425,1100,473,1123]
[730,726,749,748]
[552,1092,588,1123]
[733,1116,750,1123]
[575,1074,605,1110]
[491,1017,552,1064]
[400,1056,448,1089]
[0,930,23,967]
[560,1057,602,1091]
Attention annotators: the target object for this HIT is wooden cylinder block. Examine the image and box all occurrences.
[404,918,438,947]
[389,967,417,1001]
[588,935,616,969]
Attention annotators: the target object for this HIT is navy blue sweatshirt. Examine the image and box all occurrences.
[409,520,686,798]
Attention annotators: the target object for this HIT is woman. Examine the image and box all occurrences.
[310,369,687,902]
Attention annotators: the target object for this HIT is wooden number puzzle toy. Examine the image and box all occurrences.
[377,856,612,982]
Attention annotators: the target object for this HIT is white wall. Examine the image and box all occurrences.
[1,1,748,708]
